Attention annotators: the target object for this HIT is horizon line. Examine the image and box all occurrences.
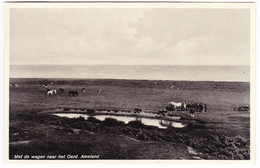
[9,77,250,83]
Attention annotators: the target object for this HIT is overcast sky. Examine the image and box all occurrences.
[10,8,250,65]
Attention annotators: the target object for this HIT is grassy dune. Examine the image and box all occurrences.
[9,78,250,160]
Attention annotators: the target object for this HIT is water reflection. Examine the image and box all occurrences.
[53,113,185,129]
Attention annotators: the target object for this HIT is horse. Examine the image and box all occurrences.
[43,84,48,88]
[203,104,207,112]
[46,89,56,95]
[47,90,54,95]
[134,108,142,113]
[69,91,79,97]
[158,109,167,116]
[181,102,187,111]
[59,88,64,92]
[10,83,19,87]
[53,90,57,94]
[189,109,195,117]
[169,101,182,111]
[82,88,86,93]
[186,102,206,112]
[97,88,101,94]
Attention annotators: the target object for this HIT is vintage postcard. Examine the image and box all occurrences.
[4,2,256,163]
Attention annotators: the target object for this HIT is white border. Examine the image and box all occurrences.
[1,0,258,168]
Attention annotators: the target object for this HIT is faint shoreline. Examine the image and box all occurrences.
[9,77,250,83]
[9,65,250,82]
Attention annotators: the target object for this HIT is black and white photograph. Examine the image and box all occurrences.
[4,2,256,162]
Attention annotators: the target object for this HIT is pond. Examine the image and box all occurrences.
[53,113,186,129]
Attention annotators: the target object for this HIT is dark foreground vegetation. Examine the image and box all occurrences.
[9,78,250,160]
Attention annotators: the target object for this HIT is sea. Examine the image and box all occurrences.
[10,65,250,82]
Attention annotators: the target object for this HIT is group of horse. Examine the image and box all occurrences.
[157,101,206,117]
[37,82,79,97]
[45,87,80,97]
[165,101,207,117]
[39,83,102,97]
[233,105,250,111]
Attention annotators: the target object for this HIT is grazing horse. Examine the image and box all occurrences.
[47,90,54,95]
[203,104,207,112]
[181,102,187,111]
[189,109,195,117]
[43,84,48,88]
[69,91,79,97]
[46,89,57,95]
[10,83,19,87]
[186,102,206,112]
[134,108,142,113]
[97,88,101,94]
[158,109,167,116]
[169,101,182,111]
[53,90,57,94]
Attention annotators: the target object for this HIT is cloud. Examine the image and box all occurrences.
[10,8,250,65]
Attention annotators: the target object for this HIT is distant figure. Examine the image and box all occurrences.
[82,88,86,93]
[10,83,19,87]
[171,85,175,89]
[213,83,218,87]
[203,104,207,112]
[189,109,195,117]
[97,88,101,94]
[59,88,64,93]
[69,91,79,97]
[181,102,187,111]
[158,109,167,116]
[43,84,48,88]
[199,103,205,112]
[134,108,142,113]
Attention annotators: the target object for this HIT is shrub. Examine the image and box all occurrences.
[87,117,101,123]
[73,116,86,122]
[128,121,144,128]
[102,118,125,127]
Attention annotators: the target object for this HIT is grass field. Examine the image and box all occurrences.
[9,78,250,160]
